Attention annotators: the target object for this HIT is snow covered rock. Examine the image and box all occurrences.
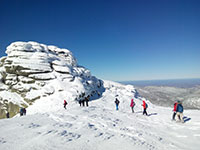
[0,41,104,118]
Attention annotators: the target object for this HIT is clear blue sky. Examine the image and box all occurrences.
[0,0,200,81]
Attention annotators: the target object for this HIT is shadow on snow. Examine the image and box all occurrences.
[183,116,191,123]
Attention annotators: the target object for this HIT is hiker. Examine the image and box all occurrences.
[64,100,68,109]
[79,99,85,107]
[130,99,135,113]
[23,108,26,116]
[85,96,90,107]
[176,101,184,123]
[79,100,81,106]
[82,99,85,107]
[172,101,178,120]
[142,100,148,116]
[20,108,23,116]
[115,98,120,110]
[6,112,10,118]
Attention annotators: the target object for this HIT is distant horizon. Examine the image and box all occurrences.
[119,77,200,88]
[118,77,200,82]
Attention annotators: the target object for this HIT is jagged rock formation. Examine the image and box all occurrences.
[0,41,104,118]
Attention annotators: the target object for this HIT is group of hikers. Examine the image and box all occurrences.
[5,107,26,118]
[63,95,91,109]
[5,95,184,123]
[114,97,148,115]
[64,95,185,122]
[78,95,90,107]
[19,107,26,116]
[115,97,185,123]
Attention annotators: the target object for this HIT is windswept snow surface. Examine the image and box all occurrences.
[0,81,200,150]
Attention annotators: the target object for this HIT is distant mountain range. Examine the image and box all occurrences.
[121,78,200,88]
[121,79,200,110]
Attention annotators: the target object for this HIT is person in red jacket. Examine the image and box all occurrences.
[142,100,148,116]
[130,99,135,113]
[172,101,178,120]
[64,100,68,109]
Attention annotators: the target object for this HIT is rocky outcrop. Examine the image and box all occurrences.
[0,41,104,118]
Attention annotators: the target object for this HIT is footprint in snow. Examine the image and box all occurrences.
[28,123,40,129]
[0,138,6,144]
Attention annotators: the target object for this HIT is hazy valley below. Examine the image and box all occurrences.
[122,79,200,110]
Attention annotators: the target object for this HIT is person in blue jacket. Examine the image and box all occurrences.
[176,101,184,123]
[115,98,120,110]
[20,108,23,116]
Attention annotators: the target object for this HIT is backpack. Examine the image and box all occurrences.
[115,99,120,104]
[177,104,183,112]
[145,103,148,108]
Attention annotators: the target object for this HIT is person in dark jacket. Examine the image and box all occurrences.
[82,99,85,107]
[115,98,120,110]
[23,108,26,116]
[79,100,81,106]
[85,96,90,107]
[176,101,184,123]
[6,112,10,118]
[20,108,23,116]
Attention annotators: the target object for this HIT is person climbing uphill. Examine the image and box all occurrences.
[64,100,68,109]
[130,99,135,113]
[115,98,120,111]
[142,100,148,116]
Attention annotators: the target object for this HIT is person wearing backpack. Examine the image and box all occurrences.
[115,98,120,111]
[64,100,68,109]
[20,108,23,116]
[176,101,184,123]
[142,100,148,116]
[130,99,135,113]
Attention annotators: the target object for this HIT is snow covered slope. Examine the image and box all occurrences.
[0,41,104,118]
[0,80,200,150]
[0,41,199,150]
